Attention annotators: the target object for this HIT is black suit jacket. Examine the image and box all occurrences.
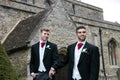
[30,41,59,74]
[54,42,100,80]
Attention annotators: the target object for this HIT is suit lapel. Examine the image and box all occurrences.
[43,41,49,59]
[36,42,40,61]
[78,42,89,63]
[71,42,77,63]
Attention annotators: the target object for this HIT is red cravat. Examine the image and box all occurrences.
[78,43,83,50]
[41,42,45,48]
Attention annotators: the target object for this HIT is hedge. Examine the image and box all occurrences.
[0,43,18,80]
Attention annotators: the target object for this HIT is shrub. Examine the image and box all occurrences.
[0,43,18,80]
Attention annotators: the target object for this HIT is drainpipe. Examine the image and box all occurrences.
[99,27,107,80]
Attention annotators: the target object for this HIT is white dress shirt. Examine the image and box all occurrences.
[38,41,46,72]
[72,41,86,80]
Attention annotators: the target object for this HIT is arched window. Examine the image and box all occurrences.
[108,38,117,65]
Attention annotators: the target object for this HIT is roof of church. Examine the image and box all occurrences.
[2,10,47,53]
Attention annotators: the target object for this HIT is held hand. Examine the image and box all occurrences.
[49,68,55,79]
[31,72,39,78]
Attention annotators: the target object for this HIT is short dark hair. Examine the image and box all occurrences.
[76,26,86,33]
[40,28,50,32]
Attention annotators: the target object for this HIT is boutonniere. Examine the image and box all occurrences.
[81,48,89,55]
[46,45,51,49]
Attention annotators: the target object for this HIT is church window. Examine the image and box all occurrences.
[72,4,75,14]
[108,38,117,65]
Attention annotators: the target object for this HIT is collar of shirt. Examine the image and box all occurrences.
[40,40,47,48]
[40,40,47,44]
[77,40,86,46]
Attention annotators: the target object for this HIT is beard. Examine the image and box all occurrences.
[78,36,86,41]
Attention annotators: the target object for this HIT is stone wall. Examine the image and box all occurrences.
[9,49,29,77]
[63,0,103,21]
[0,0,44,40]
[13,0,45,8]
[0,6,32,40]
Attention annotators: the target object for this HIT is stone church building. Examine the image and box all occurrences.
[0,0,120,80]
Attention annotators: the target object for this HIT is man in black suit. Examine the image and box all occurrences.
[30,28,59,80]
[51,26,100,80]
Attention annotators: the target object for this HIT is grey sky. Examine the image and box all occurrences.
[81,0,120,23]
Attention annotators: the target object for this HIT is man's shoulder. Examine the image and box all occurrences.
[68,42,77,48]
[47,41,57,46]
[32,42,39,46]
[86,42,98,49]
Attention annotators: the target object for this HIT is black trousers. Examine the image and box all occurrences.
[33,72,55,80]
